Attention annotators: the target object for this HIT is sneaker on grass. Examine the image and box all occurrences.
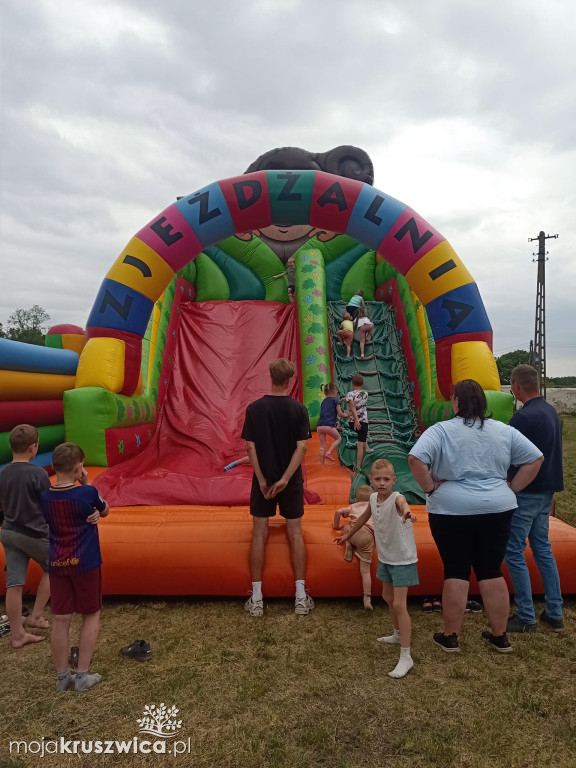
[506,613,536,633]
[482,631,513,653]
[540,610,564,631]
[295,595,315,615]
[244,596,264,617]
[433,632,460,652]
[465,599,483,613]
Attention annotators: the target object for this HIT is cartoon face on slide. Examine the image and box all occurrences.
[236,145,375,263]
[235,224,336,263]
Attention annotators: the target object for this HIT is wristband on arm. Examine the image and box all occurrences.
[224,461,238,472]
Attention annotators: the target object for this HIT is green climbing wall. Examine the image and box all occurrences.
[328,301,426,504]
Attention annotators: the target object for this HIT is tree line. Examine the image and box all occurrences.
[495,349,575,387]
[0,305,51,346]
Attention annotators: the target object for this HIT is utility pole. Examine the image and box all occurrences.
[528,231,558,398]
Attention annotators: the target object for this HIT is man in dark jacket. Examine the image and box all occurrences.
[505,365,564,632]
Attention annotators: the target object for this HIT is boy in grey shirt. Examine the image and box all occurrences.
[0,424,51,648]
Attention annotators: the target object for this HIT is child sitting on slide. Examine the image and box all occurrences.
[332,485,374,610]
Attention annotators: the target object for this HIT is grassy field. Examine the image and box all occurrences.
[1,416,575,768]
[556,414,576,526]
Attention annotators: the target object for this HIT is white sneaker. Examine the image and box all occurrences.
[244,596,264,617]
[295,594,315,615]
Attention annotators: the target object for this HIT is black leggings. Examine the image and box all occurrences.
[428,510,514,582]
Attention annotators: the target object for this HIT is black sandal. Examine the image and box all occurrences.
[119,639,152,661]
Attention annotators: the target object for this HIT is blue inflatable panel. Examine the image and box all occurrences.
[425,283,492,340]
[86,279,153,337]
[175,182,236,248]
[0,338,78,375]
[346,185,407,251]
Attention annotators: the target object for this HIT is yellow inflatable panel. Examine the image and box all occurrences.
[451,341,500,391]
[0,370,76,401]
[61,333,85,355]
[135,370,144,396]
[405,242,474,306]
[76,337,126,392]
[106,237,175,302]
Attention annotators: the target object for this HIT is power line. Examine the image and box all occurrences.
[528,231,558,397]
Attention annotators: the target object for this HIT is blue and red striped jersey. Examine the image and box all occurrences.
[41,485,107,574]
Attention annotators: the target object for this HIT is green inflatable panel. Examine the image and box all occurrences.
[195,253,230,301]
[203,245,265,300]
[294,248,330,428]
[65,388,154,466]
[214,236,287,302]
[0,424,65,464]
[341,250,376,302]
[325,242,371,302]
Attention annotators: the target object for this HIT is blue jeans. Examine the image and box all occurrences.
[504,492,563,623]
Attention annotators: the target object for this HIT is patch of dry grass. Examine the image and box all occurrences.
[1,597,576,768]
[556,414,576,526]
[1,416,575,768]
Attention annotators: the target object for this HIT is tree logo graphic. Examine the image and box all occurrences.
[136,704,183,738]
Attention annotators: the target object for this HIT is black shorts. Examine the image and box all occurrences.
[250,478,304,519]
[349,421,368,443]
[428,510,514,582]
[288,284,295,295]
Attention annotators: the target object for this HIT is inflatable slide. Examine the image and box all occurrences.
[1,145,575,597]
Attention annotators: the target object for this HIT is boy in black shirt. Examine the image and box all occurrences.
[241,359,314,616]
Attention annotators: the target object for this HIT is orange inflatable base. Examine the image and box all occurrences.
[3,504,576,598]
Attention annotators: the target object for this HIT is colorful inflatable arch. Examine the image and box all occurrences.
[6,154,576,599]
[77,170,503,406]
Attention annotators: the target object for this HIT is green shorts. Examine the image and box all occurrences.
[376,561,419,587]
[0,528,49,588]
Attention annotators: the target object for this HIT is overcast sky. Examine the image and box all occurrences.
[1,0,574,374]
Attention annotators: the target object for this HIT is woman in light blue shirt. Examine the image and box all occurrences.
[408,379,543,654]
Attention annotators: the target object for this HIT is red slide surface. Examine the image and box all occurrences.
[95,301,320,507]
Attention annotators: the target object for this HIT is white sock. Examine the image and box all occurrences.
[295,580,306,600]
[388,648,413,679]
[251,582,263,601]
[378,628,401,644]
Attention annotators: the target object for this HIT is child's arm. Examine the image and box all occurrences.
[395,494,416,523]
[224,456,251,471]
[246,441,270,498]
[347,399,361,429]
[87,500,110,524]
[407,455,445,494]
[78,469,110,522]
[272,270,287,279]
[335,503,371,543]
[336,402,346,419]
[268,440,308,499]
[333,506,352,530]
